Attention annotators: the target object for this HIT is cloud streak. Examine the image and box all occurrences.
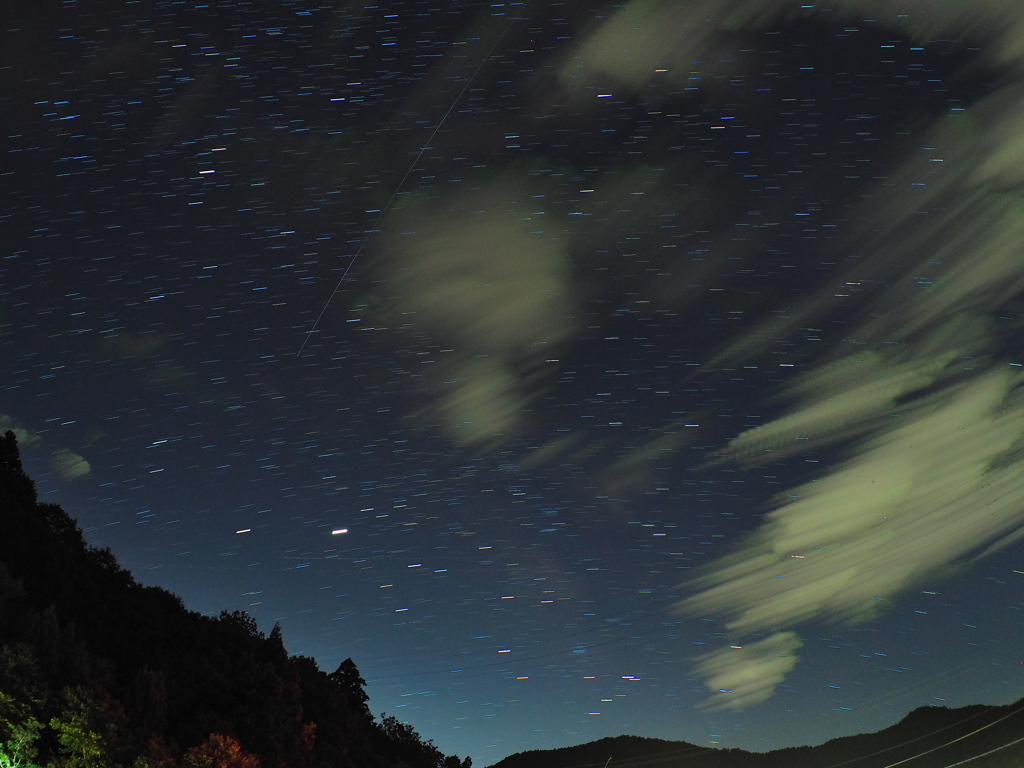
[685,369,1024,633]
[0,415,91,481]
[552,0,1024,709]
[374,179,577,450]
[368,0,1024,709]
[694,632,803,712]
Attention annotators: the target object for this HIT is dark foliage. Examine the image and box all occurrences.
[0,431,470,768]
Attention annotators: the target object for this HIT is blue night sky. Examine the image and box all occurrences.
[4,1,1024,764]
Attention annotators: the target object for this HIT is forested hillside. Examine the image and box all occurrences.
[0,431,470,768]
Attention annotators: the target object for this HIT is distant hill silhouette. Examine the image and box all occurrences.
[0,430,471,768]
[487,701,1024,768]
[4,428,1023,768]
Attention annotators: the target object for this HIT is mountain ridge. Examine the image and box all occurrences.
[485,700,1024,768]
[2,427,1021,768]
[0,430,470,768]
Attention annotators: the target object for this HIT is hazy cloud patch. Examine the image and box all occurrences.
[0,414,43,451]
[573,0,1024,709]
[0,415,91,481]
[716,350,956,467]
[684,367,1024,633]
[99,331,164,359]
[555,0,1022,105]
[694,631,803,712]
[52,448,92,480]
[375,180,578,450]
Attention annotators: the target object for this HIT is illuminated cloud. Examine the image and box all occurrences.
[425,356,532,450]
[556,0,1024,103]
[555,0,780,100]
[684,369,1024,635]
[543,0,1024,708]
[0,414,42,451]
[0,415,91,480]
[364,0,1024,707]
[716,350,955,467]
[52,448,92,480]
[375,180,577,450]
[694,632,802,712]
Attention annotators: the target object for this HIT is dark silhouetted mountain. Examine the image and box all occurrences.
[486,700,1024,768]
[4,425,1023,768]
[0,430,471,768]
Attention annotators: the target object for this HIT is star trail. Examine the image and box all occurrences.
[4,1,1024,764]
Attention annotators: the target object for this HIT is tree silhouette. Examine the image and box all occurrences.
[0,432,36,510]
[0,431,473,768]
[327,660,369,718]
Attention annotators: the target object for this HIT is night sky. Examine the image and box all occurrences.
[5,0,1024,764]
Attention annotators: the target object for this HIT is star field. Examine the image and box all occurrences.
[4,1,1024,764]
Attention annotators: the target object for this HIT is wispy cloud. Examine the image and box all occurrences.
[367,0,1024,709]
[546,0,1024,708]
[556,0,1024,101]
[98,330,164,358]
[684,370,1024,633]
[0,415,91,481]
[52,447,92,480]
[694,632,802,712]
[374,179,577,450]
